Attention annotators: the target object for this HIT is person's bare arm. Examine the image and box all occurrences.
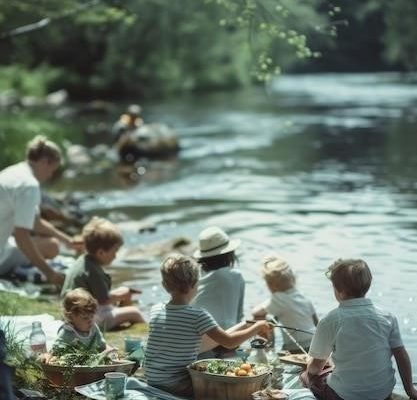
[392,346,417,400]
[33,216,74,247]
[307,357,328,376]
[206,320,269,349]
[14,227,64,285]
[110,286,132,304]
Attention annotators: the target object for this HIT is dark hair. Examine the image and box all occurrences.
[327,259,372,298]
[198,251,237,272]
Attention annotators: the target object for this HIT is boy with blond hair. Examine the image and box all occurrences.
[61,217,144,330]
[302,259,417,400]
[144,253,269,397]
[252,255,318,352]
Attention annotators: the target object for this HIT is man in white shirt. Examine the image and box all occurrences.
[0,135,76,285]
[301,259,417,400]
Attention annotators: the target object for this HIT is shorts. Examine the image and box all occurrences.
[0,237,29,276]
[96,304,116,331]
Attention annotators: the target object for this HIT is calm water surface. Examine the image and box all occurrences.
[58,73,417,390]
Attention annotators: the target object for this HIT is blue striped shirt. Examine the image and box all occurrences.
[144,302,217,388]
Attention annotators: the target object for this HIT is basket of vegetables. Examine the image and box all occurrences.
[40,344,135,388]
[188,359,271,400]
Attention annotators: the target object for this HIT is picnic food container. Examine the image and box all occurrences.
[41,359,135,388]
[188,359,271,400]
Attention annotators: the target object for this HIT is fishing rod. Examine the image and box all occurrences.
[269,316,309,356]
[246,319,314,336]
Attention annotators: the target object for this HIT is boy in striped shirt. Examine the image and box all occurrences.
[144,253,268,397]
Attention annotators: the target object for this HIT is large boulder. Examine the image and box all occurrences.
[117,123,179,163]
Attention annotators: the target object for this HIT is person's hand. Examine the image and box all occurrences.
[37,352,53,364]
[407,387,417,400]
[47,270,65,286]
[299,370,311,388]
[259,321,274,343]
[71,239,85,252]
[253,320,271,336]
[252,308,267,320]
[111,286,133,305]
[66,237,85,253]
[129,287,143,294]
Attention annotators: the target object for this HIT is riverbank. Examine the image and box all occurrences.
[0,292,409,400]
[0,291,148,350]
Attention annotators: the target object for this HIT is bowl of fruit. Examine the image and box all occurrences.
[40,345,135,388]
[188,359,271,400]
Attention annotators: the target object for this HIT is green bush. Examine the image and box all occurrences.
[0,109,77,169]
[0,65,64,97]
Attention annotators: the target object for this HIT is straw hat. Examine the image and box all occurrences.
[193,226,240,259]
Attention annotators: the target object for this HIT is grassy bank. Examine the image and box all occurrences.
[0,291,148,349]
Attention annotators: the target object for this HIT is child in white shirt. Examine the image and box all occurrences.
[302,259,417,400]
[252,255,318,352]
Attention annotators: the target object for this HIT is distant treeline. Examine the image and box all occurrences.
[0,0,416,98]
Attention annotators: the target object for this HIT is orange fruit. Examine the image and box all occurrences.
[240,363,252,371]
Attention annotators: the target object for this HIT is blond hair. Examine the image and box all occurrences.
[161,253,199,294]
[326,259,372,298]
[262,255,295,292]
[82,217,123,255]
[63,288,98,321]
[26,135,62,164]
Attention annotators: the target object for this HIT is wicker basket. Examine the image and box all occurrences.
[188,359,271,400]
[41,359,135,388]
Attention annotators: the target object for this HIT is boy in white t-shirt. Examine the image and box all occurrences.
[252,255,318,352]
[301,259,417,400]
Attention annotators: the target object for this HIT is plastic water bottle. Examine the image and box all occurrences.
[247,338,269,364]
[29,321,47,355]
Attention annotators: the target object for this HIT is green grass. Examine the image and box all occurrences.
[0,291,149,348]
[0,291,61,317]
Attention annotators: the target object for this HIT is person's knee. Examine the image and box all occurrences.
[43,238,60,259]
[122,306,145,323]
[127,306,145,323]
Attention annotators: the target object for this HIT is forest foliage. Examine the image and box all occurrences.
[0,0,416,98]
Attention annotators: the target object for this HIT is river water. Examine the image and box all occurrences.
[58,73,417,390]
